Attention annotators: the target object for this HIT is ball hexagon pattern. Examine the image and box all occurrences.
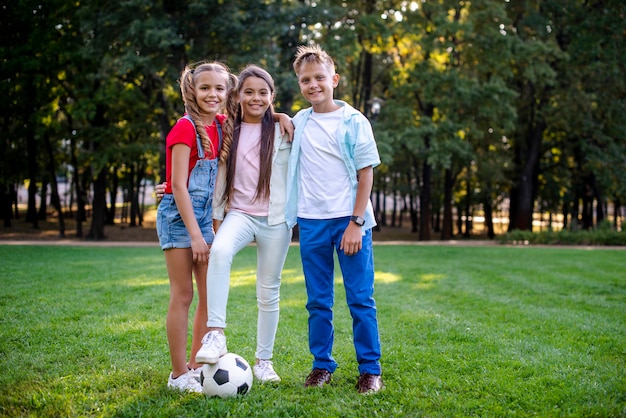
[200,353,253,398]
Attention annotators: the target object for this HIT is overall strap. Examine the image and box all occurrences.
[182,115,204,159]
[215,119,223,153]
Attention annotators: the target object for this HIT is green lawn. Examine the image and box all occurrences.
[0,244,624,417]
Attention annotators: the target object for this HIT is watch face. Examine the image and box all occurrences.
[351,216,365,226]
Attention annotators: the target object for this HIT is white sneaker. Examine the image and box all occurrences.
[195,331,227,364]
[253,359,281,383]
[167,371,203,393]
[188,367,202,382]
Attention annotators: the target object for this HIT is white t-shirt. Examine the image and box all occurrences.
[230,122,269,216]
[298,109,352,219]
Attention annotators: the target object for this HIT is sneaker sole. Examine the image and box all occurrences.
[256,376,281,383]
[195,347,227,364]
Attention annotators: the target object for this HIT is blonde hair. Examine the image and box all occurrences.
[179,62,238,160]
[293,44,336,75]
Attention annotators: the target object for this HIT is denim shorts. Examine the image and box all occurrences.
[156,194,215,250]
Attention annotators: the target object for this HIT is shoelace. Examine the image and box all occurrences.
[202,332,220,344]
[257,361,272,372]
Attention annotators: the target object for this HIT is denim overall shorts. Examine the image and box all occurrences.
[156,116,222,250]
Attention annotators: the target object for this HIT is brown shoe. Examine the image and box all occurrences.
[356,373,384,394]
[304,369,332,388]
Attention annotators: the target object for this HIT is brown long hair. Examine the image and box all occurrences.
[222,65,276,207]
[179,61,238,159]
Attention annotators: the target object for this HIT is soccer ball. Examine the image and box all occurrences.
[200,353,253,398]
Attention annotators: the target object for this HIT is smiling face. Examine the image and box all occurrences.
[296,61,340,113]
[193,70,228,121]
[239,75,273,123]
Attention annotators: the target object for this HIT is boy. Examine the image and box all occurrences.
[285,44,384,394]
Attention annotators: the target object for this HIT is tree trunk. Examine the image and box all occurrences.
[390,174,398,227]
[25,123,39,228]
[38,181,48,220]
[43,132,65,237]
[70,137,85,238]
[87,167,107,240]
[25,80,39,228]
[484,198,495,239]
[456,204,463,235]
[130,163,140,227]
[419,151,432,241]
[406,169,419,233]
[581,191,593,230]
[1,184,13,227]
[441,168,454,240]
[509,120,544,231]
[107,166,119,225]
[463,179,472,238]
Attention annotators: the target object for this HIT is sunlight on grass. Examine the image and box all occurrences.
[230,269,257,287]
[374,271,402,283]
[278,269,304,284]
[124,278,168,287]
[104,319,158,333]
[1,245,623,417]
[414,273,446,289]
[280,297,308,308]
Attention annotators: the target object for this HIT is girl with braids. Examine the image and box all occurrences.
[195,65,292,383]
[156,61,237,393]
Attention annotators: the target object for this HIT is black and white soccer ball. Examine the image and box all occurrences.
[200,353,253,398]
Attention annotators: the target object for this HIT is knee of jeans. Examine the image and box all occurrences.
[257,292,280,310]
[209,242,234,261]
[257,299,280,312]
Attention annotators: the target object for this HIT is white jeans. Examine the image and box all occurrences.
[207,210,292,360]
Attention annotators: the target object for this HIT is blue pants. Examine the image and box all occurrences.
[298,217,382,375]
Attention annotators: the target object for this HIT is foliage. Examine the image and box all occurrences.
[1,0,624,239]
[0,244,624,417]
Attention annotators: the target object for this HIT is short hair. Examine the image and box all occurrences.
[293,44,336,75]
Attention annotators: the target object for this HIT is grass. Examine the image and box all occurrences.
[0,243,624,417]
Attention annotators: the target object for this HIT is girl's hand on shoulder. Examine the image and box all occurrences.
[154,182,167,203]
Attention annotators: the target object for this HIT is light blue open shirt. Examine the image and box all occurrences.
[285,100,381,231]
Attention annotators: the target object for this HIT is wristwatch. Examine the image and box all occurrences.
[350,215,365,226]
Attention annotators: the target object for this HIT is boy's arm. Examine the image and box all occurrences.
[340,165,373,256]
[274,113,294,141]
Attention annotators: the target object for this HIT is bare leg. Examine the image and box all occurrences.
[164,248,194,378]
[189,256,209,370]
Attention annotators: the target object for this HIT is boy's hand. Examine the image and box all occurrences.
[276,113,294,142]
[154,182,167,203]
[340,223,363,256]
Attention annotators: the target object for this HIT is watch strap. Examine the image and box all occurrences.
[350,215,365,226]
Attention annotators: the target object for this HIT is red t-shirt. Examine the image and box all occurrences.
[164,114,226,194]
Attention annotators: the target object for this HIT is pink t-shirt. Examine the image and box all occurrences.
[230,122,269,216]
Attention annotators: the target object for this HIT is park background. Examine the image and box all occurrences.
[0,3,624,416]
[1,0,624,243]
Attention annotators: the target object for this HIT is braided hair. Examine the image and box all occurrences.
[179,62,238,159]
